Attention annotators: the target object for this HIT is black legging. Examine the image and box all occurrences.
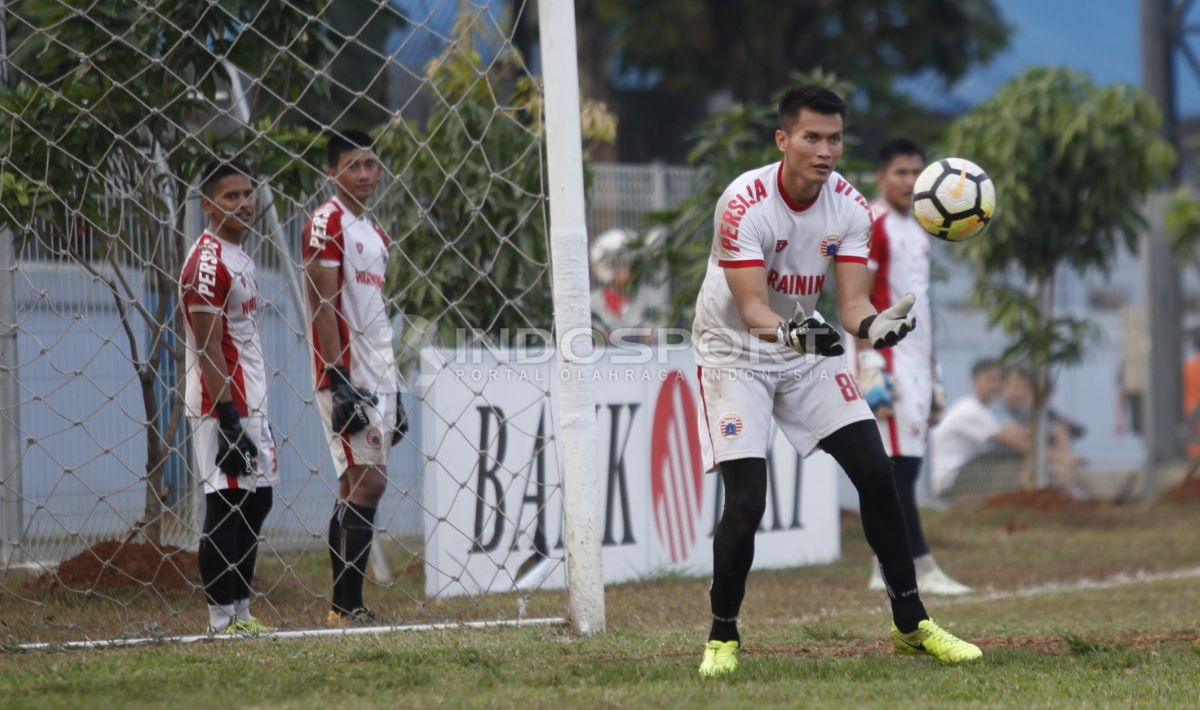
[198,487,273,606]
[892,456,929,558]
[710,421,927,634]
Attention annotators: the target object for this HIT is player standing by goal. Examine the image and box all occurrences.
[857,139,971,595]
[181,159,277,635]
[693,87,982,677]
[302,130,407,626]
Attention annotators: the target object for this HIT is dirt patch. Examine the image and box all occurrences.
[980,488,1094,512]
[29,540,199,593]
[1167,476,1200,500]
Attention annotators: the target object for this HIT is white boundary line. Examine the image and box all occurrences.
[776,566,1200,625]
[16,616,566,652]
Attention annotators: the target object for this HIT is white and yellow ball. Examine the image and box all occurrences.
[912,157,995,242]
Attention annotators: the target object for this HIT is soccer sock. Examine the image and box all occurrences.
[708,458,768,644]
[328,500,347,613]
[208,603,236,632]
[820,422,927,633]
[339,502,377,612]
[891,456,930,558]
[234,597,250,622]
[199,489,249,628]
[234,487,274,611]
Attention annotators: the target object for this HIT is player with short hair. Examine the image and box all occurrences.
[181,158,277,635]
[693,86,981,677]
[857,138,971,595]
[302,129,407,626]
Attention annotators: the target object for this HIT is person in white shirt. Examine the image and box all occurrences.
[694,86,982,678]
[857,138,970,595]
[181,158,277,635]
[303,130,408,627]
[931,359,1030,495]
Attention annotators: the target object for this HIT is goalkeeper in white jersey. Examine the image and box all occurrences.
[181,158,277,635]
[693,86,981,677]
[302,130,407,627]
[857,138,970,595]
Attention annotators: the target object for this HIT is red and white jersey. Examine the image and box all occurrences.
[180,231,268,418]
[868,205,934,381]
[302,196,398,394]
[692,162,873,372]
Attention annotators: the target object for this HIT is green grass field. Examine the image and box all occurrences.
[3,492,1200,708]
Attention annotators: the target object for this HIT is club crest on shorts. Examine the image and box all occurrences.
[718,413,744,439]
[819,234,842,260]
[365,427,382,449]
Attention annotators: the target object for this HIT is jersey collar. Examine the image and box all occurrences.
[776,161,821,213]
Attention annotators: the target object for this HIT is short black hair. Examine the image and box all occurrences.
[777,85,846,131]
[877,138,925,169]
[972,358,1003,378]
[199,158,252,197]
[326,129,374,169]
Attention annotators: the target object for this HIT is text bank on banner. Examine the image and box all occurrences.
[420,347,840,597]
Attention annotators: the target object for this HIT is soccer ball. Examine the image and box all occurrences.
[911,158,995,242]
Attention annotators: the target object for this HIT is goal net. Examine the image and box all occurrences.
[0,0,603,645]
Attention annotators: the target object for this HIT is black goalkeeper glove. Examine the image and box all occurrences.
[214,401,258,478]
[777,303,844,357]
[325,365,377,435]
[391,391,409,447]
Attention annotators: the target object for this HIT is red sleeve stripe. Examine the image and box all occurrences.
[835,255,868,265]
[718,259,765,268]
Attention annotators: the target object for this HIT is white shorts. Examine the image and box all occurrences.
[696,357,874,470]
[877,374,932,458]
[189,415,278,495]
[316,389,399,477]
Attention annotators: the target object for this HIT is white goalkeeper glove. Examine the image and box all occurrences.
[857,292,917,350]
[777,303,844,357]
[856,350,893,415]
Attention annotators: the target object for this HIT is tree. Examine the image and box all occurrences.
[578,0,1010,152]
[0,0,331,545]
[944,67,1174,488]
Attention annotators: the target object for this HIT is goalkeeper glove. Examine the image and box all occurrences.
[391,391,409,447]
[777,303,844,357]
[214,401,258,478]
[857,351,893,414]
[857,292,917,349]
[325,365,377,436]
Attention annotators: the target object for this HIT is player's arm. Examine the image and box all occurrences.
[190,311,233,404]
[725,266,781,342]
[993,421,1032,451]
[837,259,916,350]
[305,262,345,368]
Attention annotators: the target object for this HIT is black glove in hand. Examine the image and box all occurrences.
[325,365,376,435]
[391,391,409,447]
[777,303,845,357]
[214,401,258,478]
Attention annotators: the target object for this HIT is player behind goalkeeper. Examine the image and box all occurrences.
[855,138,970,595]
[302,129,407,626]
[693,86,982,677]
[181,158,277,635]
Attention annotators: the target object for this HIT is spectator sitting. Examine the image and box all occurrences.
[930,359,1030,496]
[998,369,1084,488]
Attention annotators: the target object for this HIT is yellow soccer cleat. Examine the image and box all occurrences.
[236,617,276,635]
[892,619,982,664]
[698,639,740,677]
[325,609,349,628]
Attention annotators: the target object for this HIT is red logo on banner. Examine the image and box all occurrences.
[650,370,705,563]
